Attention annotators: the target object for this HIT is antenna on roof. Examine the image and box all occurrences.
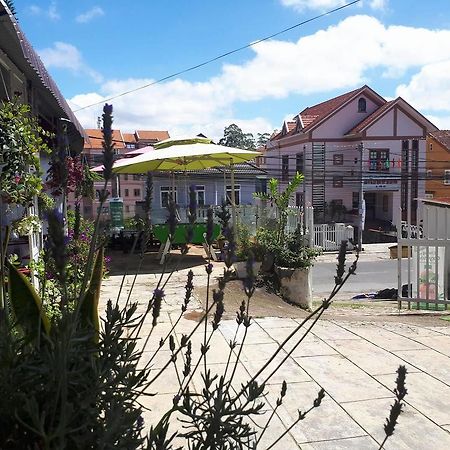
[97,116,101,129]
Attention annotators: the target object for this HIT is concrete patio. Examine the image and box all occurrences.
[101,249,450,449]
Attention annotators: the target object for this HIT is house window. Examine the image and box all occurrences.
[296,153,304,174]
[295,192,303,207]
[133,174,141,180]
[358,97,366,113]
[382,195,389,212]
[369,149,390,171]
[282,155,289,181]
[226,185,241,205]
[333,176,343,188]
[445,170,450,185]
[189,185,205,206]
[160,186,177,207]
[126,143,136,149]
[425,192,434,199]
[255,178,267,194]
[426,170,432,178]
[133,188,141,197]
[352,192,359,209]
[124,188,129,197]
[125,205,130,212]
[124,174,129,180]
[333,154,344,166]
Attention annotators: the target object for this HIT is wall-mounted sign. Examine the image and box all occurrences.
[363,178,399,191]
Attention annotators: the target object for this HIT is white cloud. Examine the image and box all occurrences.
[28,2,60,21]
[76,6,104,24]
[369,0,388,9]
[424,114,450,130]
[396,60,450,112]
[39,42,103,83]
[66,15,450,137]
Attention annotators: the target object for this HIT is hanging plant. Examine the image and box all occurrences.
[0,96,52,206]
[12,214,42,236]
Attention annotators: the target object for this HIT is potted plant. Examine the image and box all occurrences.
[255,173,320,309]
[234,223,265,278]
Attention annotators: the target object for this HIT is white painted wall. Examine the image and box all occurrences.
[397,110,424,136]
[366,110,394,136]
[312,95,379,139]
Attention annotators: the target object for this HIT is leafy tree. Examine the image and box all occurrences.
[219,124,255,150]
[256,132,270,148]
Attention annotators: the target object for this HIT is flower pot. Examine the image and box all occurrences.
[275,265,312,310]
[233,261,262,279]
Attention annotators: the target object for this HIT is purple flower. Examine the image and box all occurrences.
[205,263,213,274]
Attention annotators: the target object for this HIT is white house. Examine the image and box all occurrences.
[263,85,438,233]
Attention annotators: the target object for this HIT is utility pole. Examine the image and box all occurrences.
[358,142,364,251]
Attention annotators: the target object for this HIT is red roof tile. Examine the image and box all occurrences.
[135,130,170,141]
[429,130,450,151]
[122,132,136,143]
[299,86,364,131]
[84,129,125,149]
[346,100,395,135]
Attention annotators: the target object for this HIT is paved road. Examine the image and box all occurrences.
[312,258,409,299]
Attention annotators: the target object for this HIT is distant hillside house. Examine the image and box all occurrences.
[263,85,438,229]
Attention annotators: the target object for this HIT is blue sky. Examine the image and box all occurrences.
[12,0,450,138]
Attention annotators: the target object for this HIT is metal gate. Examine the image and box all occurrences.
[397,201,450,309]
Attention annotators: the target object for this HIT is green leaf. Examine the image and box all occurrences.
[7,261,50,339]
[80,247,104,343]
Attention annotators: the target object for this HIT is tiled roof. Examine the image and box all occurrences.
[429,130,450,151]
[346,100,395,135]
[299,86,364,132]
[135,130,170,141]
[286,121,296,132]
[84,129,125,149]
[0,2,84,140]
[122,132,136,143]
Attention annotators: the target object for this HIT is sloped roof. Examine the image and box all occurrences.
[0,1,84,143]
[84,129,125,149]
[429,130,450,151]
[346,100,395,135]
[299,86,366,132]
[135,130,170,141]
[122,132,136,143]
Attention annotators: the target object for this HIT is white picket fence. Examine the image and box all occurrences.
[313,223,354,251]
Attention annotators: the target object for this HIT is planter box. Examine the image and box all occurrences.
[275,266,312,310]
[389,244,411,259]
[233,261,262,279]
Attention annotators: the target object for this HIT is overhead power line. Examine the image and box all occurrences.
[74,0,361,112]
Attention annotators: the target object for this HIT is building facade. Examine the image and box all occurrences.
[426,131,450,201]
[263,85,438,230]
[71,129,170,220]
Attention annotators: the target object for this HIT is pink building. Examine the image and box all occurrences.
[264,85,438,231]
[69,129,169,220]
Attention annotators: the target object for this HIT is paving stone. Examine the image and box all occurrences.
[300,435,378,449]
[219,321,275,345]
[294,355,392,403]
[265,328,338,358]
[412,335,450,357]
[189,362,251,391]
[308,320,361,341]
[373,322,443,338]
[265,381,366,444]
[239,342,287,362]
[342,398,450,450]
[426,325,450,336]
[254,317,299,329]
[326,338,421,375]
[338,323,428,351]
[244,355,311,385]
[392,348,450,385]
[375,371,450,426]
